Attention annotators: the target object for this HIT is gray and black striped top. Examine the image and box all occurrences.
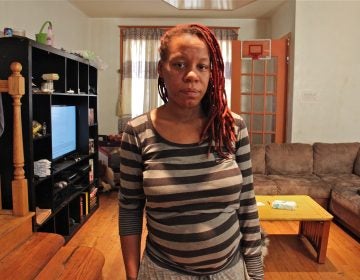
[119,112,264,279]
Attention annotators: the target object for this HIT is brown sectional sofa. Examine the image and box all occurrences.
[251,142,360,239]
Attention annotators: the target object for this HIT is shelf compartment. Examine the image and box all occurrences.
[79,62,89,94]
[32,48,66,93]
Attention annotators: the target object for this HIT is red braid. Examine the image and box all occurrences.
[158,23,236,158]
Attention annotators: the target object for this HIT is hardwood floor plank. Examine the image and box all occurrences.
[67,191,126,279]
[66,191,360,280]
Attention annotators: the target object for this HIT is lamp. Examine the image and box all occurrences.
[163,0,256,10]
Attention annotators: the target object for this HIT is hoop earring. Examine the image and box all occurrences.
[158,77,168,103]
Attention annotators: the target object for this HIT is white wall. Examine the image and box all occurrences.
[270,0,293,40]
[270,0,296,142]
[0,1,89,50]
[269,0,360,143]
[292,0,360,143]
[87,19,121,135]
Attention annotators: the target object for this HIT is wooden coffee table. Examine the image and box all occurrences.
[256,195,333,263]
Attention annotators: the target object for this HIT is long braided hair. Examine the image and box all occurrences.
[158,23,236,159]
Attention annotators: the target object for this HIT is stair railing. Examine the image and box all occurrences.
[0,62,29,216]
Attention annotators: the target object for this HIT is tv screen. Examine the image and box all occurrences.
[51,105,77,160]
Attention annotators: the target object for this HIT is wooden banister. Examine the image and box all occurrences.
[0,80,8,92]
[0,62,28,216]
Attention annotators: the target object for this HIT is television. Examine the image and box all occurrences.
[51,105,77,160]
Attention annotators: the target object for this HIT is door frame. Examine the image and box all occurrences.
[231,38,288,143]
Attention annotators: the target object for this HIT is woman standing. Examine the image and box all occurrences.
[119,23,264,280]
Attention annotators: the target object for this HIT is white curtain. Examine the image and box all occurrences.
[117,27,165,131]
[117,27,238,132]
[213,28,239,107]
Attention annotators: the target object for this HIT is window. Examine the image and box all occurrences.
[117,26,238,130]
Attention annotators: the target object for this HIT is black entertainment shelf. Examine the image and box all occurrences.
[52,155,90,174]
[0,36,99,242]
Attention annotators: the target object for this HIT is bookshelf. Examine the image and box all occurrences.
[0,36,99,241]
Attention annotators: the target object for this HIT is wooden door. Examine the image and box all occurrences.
[231,38,288,144]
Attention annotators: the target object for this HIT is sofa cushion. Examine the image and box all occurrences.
[354,148,360,176]
[265,143,313,175]
[268,174,332,199]
[313,142,360,175]
[251,144,265,174]
[316,174,360,188]
[253,174,277,195]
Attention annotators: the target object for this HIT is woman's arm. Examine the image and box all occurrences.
[120,234,141,280]
[235,117,264,280]
[119,122,146,279]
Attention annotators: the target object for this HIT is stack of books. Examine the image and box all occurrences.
[88,108,94,125]
[89,187,98,210]
[80,187,98,218]
[89,159,94,182]
[80,192,89,217]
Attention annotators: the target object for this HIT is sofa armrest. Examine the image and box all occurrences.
[354,148,360,176]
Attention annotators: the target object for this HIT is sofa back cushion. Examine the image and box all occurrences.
[266,143,313,175]
[250,144,265,174]
[313,142,360,174]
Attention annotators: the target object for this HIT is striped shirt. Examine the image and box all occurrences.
[119,112,264,279]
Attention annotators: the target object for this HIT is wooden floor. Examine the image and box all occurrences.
[67,190,360,280]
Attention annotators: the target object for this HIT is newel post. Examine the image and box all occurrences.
[8,62,29,216]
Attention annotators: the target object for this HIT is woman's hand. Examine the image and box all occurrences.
[120,234,141,280]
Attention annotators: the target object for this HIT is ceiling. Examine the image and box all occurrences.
[68,0,286,19]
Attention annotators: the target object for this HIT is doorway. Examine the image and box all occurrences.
[231,38,288,144]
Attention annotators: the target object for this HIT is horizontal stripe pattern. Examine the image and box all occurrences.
[119,112,264,278]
